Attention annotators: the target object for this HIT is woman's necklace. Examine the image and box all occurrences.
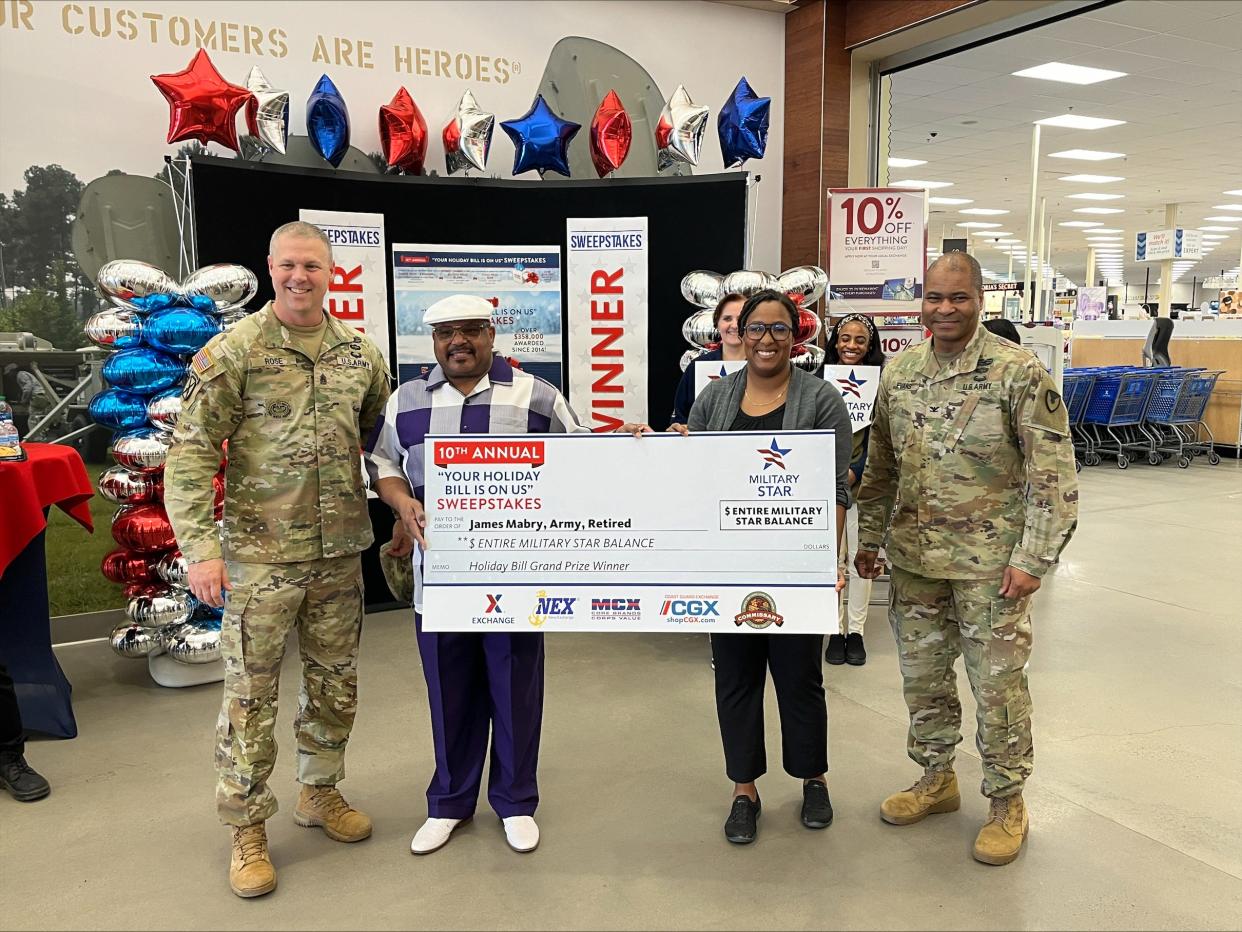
[744,382,788,408]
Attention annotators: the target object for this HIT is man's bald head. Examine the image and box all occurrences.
[927,251,983,298]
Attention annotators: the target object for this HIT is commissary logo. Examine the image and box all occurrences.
[734,591,784,629]
[528,590,576,628]
[757,437,792,471]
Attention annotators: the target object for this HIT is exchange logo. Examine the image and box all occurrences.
[528,589,577,628]
[756,437,792,471]
[834,369,868,399]
[734,591,784,629]
[590,597,642,621]
[471,593,515,626]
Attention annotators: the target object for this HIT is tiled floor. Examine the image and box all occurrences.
[5,461,1241,930]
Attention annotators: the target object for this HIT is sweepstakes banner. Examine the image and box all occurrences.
[299,209,391,366]
[391,243,562,386]
[565,217,649,431]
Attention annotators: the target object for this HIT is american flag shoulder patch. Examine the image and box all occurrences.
[191,344,220,376]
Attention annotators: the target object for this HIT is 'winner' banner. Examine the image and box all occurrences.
[299,209,391,367]
[566,217,649,431]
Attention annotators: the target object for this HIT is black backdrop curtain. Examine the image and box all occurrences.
[190,155,748,429]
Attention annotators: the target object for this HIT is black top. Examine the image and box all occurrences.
[729,404,787,432]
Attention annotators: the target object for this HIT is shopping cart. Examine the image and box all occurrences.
[1168,369,1225,466]
[1080,367,1160,469]
[1061,369,1096,472]
[1139,367,1202,466]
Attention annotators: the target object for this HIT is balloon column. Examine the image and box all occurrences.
[677,266,829,372]
[87,259,257,667]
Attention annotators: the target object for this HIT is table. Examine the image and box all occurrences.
[0,443,94,739]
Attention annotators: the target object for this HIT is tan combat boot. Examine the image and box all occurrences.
[973,794,1029,865]
[294,784,373,842]
[880,769,961,825]
[229,822,276,898]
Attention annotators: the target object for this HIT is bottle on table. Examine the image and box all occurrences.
[0,394,27,462]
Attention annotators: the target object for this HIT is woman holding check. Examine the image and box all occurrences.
[631,289,852,845]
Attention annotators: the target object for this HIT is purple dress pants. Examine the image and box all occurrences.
[414,613,544,819]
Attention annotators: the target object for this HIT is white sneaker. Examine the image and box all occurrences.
[410,817,468,855]
[502,815,540,853]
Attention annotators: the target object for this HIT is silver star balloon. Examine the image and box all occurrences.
[656,85,709,173]
[244,66,289,155]
[443,90,494,175]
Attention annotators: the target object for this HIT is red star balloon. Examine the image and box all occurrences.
[379,87,428,174]
[590,89,632,178]
[151,49,251,151]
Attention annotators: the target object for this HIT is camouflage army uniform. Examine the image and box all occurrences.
[165,302,390,826]
[856,326,1077,799]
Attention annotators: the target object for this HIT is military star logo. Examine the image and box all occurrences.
[835,369,868,399]
[757,437,792,470]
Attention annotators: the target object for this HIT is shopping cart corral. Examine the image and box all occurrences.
[1070,365,1225,469]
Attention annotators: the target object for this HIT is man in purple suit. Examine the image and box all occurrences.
[365,294,587,855]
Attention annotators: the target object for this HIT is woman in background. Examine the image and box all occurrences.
[823,313,886,667]
[669,292,746,429]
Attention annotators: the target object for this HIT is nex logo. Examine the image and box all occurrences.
[591,599,640,612]
[535,596,576,615]
[660,599,719,617]
[485,595,503,613]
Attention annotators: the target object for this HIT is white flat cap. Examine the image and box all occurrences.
[423,294,494,326]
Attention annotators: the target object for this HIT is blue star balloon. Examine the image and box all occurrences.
[307,74,350,167]
[718,77,771,168]
[89,388,151,432]
[500,95,580,177]
[102,347,186,394]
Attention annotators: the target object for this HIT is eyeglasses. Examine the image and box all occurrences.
[743,322,793,342]
[431,324,488,341]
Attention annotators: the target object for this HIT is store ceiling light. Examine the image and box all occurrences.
[1060,221,1103,227]
[1068,193,1125,200]
[894,180,954,189]
[958,222,1002,228]
[888,157,927,168]
[1204,217,1241,222]
[973,231,1013,238]
[1089,228,1124,233]
[929,197,973,205]
[959,208,1009,215]
[1034,114,1126,129]
[1059,174,1125,183]
[1211,205,1242,211]
[1074,207,1125,214]
[1199,226,1238,232]
[997,239,1022,244]
[1049,149,1125,161]
[1224,190,1242,197]
[1012,62,1127,85]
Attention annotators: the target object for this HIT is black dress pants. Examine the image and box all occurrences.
[711,633,827,783]
[0,662,25,754]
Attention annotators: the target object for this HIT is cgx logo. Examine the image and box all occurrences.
[659,599,719,617]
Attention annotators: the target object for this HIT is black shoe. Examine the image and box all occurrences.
[845,633,867,666]
[0,752,51,802]
[724,794,761,844]
[825,634,846,665]
[801,780,833,829]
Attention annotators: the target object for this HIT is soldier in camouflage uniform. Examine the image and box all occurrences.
[165,221,391,898]
[855,251,1077,866]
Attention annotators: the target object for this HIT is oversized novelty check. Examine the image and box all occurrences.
[421,431,838,632]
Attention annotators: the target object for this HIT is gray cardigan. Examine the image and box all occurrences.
[687,364,853,508]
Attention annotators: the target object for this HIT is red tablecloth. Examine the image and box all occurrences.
[0,443,94,578]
